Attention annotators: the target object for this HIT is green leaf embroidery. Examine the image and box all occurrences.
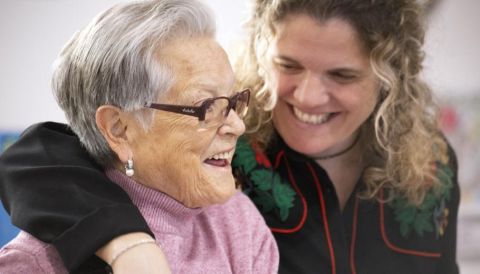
[394,205,416,225]
[233,137,296,221]
[413,211,434,237]
[251,169,273,191]
[253,189,276,212]
[233,138,257,174]
[390,162,454,238]
[400,222,410,237]
[421,193,436,210]
[272,174,297,221]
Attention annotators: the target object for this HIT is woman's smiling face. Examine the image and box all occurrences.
[268,14,379,158]
[128,36,245,208]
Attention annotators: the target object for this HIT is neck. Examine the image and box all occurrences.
[315,135,364,210]
[314,133,361,161]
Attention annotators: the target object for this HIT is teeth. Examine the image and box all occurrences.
[208,150,233,161]
[293,107,331,125]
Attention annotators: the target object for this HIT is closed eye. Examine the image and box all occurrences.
[329,71,358,83]
[275,61,302,74]
[272,56,303,74]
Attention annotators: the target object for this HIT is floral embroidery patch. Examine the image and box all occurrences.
[390,162,454,238]
[433,198,449,238]
[232,137,296,221]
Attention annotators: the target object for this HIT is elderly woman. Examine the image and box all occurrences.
[0,0,278,273]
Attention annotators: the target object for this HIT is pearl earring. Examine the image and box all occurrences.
[125,159,134,177]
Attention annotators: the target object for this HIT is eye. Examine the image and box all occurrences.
[330,71,358,83]
[203,100,215,113]
[274,61,302,74]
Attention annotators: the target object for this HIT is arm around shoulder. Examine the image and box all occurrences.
[0,122,151,271]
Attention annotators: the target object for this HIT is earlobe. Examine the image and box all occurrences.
[96,105,131,163]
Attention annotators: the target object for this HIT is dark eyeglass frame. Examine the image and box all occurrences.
[144,89,250,123]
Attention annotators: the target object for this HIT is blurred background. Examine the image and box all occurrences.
[0,0,479,272]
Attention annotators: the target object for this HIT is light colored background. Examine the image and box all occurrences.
[0,0,249,130]
[1,0,479,127]
[0,0,479,272]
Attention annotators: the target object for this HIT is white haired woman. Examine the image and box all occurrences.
[0,1,278,273]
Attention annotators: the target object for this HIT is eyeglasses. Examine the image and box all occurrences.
[144,89,250,128]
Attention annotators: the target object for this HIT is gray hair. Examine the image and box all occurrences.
[52,0,216,167]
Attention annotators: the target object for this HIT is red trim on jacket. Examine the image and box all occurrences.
[307,162,337,274]
[379,189,441,258]
[350,197,359,274]
[270,150,308,233]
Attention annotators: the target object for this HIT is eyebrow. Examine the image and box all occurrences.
[273,55,299,64]
[328,67,362,74]
[274,55,364,74]
[183,85,228,105]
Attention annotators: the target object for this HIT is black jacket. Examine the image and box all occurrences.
[0,122,460,274]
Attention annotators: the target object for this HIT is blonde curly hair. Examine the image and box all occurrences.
[233,0,449,206]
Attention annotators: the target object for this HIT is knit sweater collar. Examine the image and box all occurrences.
[105,169,204,233]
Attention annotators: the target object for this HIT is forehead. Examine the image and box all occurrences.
[160,36,235,100]
[271,15,368,67]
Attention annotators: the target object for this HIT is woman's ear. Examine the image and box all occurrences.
[96,105,131,163]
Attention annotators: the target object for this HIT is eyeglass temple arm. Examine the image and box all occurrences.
[144,103,203,119]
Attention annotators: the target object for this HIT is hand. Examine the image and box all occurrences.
[96,232,171,274]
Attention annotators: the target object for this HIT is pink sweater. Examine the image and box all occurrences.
[0,170,279,273]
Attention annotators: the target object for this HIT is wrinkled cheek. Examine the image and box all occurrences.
[180,165,219,208]
[163,151,203,203]
[195,129,216,145]
[188,172,216,207]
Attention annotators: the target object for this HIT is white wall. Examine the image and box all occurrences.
[1,0,479,131]
[423,0,480,98]
[0,0,248,131]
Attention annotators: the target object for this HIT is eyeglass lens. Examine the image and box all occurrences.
[203,91,249,127]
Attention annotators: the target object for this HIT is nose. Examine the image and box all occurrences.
[218,109,246,136]
[294,72,330,107]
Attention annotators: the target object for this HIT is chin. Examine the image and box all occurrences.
[186,175,236,208]
[209,176,237,204]
[282,133,322,155]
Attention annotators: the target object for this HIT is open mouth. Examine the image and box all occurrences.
[293,106,338,125]
[204,150,234,167]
